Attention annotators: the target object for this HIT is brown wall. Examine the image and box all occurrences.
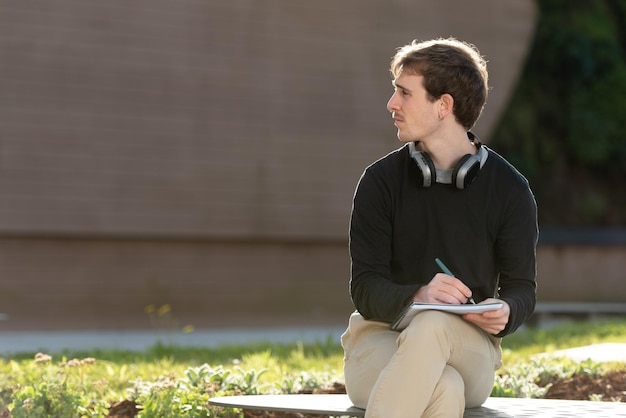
[0,237,352,331]
[0,0,554,332]
[1,237,624,332]
[537,245,626,303]
[0,0,536,239]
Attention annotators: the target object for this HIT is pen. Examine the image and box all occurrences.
[435,258,476,304]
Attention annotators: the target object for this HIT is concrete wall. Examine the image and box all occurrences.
[0,237,352,331]
[0,0,554,332]
[537,245,626,303]
[1,235,624,332]
[0,0,535,239]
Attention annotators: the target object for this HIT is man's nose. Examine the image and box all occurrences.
[387,92,398,112]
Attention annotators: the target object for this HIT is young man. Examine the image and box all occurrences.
[341,38,538,417]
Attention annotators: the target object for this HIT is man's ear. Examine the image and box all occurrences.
[439,93,454,119]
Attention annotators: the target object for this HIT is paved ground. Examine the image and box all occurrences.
[554,343,626,363]
[0,326,346,355]
[1,324,625,367]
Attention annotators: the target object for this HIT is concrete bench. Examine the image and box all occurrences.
[209,394,626,417]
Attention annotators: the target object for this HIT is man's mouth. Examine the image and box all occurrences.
[392,113,403,123]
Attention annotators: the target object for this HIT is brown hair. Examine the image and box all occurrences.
[390,38,489,130]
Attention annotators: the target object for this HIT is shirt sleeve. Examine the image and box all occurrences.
[494,177,538,337]
[349,166,422,322]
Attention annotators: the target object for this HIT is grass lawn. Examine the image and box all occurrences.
[1,318,625,417]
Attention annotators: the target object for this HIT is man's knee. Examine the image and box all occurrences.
[401,311,460,344]
[410,310,461,329]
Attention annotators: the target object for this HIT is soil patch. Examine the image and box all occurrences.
[544,370,626,402]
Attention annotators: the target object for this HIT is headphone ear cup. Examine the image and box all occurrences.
[452,154,481,189]
[412,151,436,188]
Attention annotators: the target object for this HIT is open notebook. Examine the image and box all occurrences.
[390,302,503,331]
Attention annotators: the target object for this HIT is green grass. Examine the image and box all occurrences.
[1,319,625,417]
[502,318,626,361]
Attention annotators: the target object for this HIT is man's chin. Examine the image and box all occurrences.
[397,134,414,143]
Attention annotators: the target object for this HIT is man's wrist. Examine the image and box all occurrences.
[410,286,426,303]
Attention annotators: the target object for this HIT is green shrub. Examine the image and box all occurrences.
[491,0,626,225]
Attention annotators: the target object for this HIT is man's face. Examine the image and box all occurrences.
[386,72,440,143]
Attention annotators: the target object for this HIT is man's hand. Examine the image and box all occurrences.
[412,273,473,305]
[463,298,510,335]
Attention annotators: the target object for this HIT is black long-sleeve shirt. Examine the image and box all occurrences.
[349,144,538,337]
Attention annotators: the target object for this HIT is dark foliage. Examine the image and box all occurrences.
[491,0,626,226]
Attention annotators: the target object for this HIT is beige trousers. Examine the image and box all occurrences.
[341,310,502,418]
